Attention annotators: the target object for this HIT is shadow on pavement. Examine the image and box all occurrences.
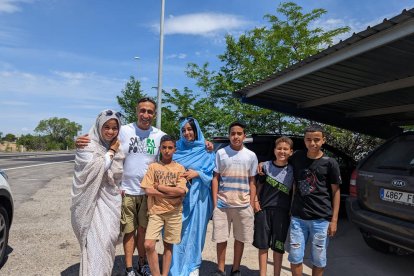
[61,255,260,276]
[0,245,13,270]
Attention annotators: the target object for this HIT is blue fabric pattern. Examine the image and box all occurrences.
[169,118,215,276]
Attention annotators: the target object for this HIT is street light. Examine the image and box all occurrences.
[156,0,165,129]
[134,56,140,78]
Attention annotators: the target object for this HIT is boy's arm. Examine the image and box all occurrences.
[143,187,165,197]
[156,184,186,197]
[328,184,340,237]
[254,176,263,213]
[212,172,220,208]
[249,175,257,209]
[141,165,165,197]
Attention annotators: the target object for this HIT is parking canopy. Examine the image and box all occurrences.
[234,8,414,139]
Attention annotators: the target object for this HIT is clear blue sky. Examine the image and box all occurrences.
[1,0,412,136]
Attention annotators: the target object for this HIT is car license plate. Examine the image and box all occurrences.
[380,188,414,206]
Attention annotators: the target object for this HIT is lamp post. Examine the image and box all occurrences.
[134,56,140,78]
[156,0,165,129]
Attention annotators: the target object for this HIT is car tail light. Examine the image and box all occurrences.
[349,169,358,197]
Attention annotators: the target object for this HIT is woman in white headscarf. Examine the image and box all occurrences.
[71,110,124,276]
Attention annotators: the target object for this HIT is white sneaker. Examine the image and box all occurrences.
[189,268,199,276]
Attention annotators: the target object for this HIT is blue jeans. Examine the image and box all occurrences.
[288,216,329,268]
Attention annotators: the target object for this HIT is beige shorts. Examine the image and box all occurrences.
[120,194,148,234]
[212,206,254,243]
[145,208,182,244]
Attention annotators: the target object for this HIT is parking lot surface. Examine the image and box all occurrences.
[1,171,413,275]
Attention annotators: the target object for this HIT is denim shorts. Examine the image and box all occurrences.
[287,216,329,268]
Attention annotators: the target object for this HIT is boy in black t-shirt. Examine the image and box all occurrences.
[253,136,294,276]
[288,124,341,276]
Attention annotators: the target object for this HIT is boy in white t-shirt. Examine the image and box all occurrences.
[212,121,258,276]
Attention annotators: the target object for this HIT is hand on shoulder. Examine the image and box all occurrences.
[75,134,90,149]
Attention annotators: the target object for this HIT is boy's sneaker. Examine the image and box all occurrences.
[230,269,241,276]
[125,269,137,276]
[139,263,152,276]
[213,270,226,276]
[189,268,199,276]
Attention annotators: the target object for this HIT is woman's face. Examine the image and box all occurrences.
[101,119,119,142]
[182,122,195,141]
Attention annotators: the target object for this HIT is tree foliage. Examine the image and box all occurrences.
[160,87,231,139]
[324,126,384,161]
[34,117,81,150]
[17,134,48,151]
[117,76,148,124]
[115,2,382,160]
[2,133,17,142]
[185,1,350,136]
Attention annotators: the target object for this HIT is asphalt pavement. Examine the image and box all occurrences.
[1,156,414,275]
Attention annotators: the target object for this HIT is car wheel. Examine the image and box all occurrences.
[0,206,10,265]
[361,231,390,253]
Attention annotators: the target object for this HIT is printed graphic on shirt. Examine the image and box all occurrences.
[266,175,290,194]
[154,170,180,187]
[128,137,156,155]
[297,168,317,196]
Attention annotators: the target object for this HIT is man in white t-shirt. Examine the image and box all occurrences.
[76,98,164,276]
[119,98,165,276]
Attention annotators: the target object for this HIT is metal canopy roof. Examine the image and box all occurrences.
[235,8,414,139]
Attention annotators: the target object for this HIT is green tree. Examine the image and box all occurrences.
[117,76,148,124]
[17,134,48,151]
[161,87,228,139]
[34,117,81,150]
[186,1,350,136]
[324,125,384,161]
[2,133,17,142]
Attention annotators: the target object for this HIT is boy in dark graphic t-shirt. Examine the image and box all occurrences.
[288,124,341,276]
[253,136,294,276]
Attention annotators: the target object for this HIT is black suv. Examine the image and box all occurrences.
[213,134,356,216]
[346,131,414,254]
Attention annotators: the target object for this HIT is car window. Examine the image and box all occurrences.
[361,134,414,174]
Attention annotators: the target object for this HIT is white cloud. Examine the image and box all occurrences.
[2,100,28,106]
[152,12,250,36]
[315,8,414,45]
[0,0,21,13]
[0,69,125,101]
[0,26,26,46]
[166,53,187,59]
[0,0,33,14]
[0,68,127,135]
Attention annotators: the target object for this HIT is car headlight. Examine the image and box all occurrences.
[0,170,8,180]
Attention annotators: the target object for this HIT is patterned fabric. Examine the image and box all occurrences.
[214,146,258,208]
[71,110,124,276]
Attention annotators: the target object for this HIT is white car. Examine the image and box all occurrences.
[0,170,13,266]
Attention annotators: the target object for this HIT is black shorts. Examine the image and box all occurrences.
[252,208,290,253]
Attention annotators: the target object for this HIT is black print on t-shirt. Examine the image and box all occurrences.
[154,170,179,186]
[128,137,146,153]
[297,169,317,196]
[128,137,156,154]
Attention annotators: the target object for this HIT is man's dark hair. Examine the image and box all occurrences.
[228,121,246,134]
[137,97,157,108]
[160,134,175,146]
[304,124,325,137]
